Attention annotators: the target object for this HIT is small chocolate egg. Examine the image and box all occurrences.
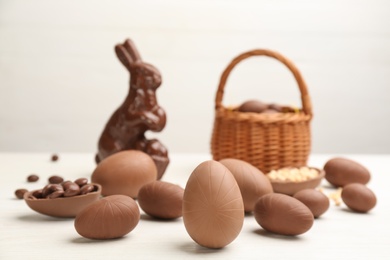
[74,195,140,239]
[268,103,283,112]
[219,158,273,212]
[293,189,330,218]
[341,183,377,213]
[138,181,184,219]
[324,157,370,187]
[183,160,244,249]
[237,100,268,113]
[91,150,157,198]
[254,193,314,236]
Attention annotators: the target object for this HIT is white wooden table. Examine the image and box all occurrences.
[1,153,389,259]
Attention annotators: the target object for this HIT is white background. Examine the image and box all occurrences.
[1,0,389,154]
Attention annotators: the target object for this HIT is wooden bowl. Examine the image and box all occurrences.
[269,168,325,196]
[24,184,102,218]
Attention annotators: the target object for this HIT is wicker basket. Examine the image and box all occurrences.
[211,49,313,173]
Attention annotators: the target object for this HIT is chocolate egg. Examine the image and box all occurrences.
[254,193,314,236]
[74,195,140,239]
[293,189,330,218]
[138,181,184,219]
[91,150,157,198]
[237,100,268,113]
[268,103,283,112]
[183,160,244,248]
[324,157,370,187]
[341,183,377,213]
[219,158,273,212]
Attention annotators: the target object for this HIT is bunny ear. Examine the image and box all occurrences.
[123,38,142,62]
[115,44,133,70]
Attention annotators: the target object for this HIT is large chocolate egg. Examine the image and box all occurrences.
[341,183,377,213]
[138,181,184,219]
[293,189,330,218]
[74,195,140,239]
[254,193,314,236]
[219,158,273,212]
[91,150,157,198]
[324,157,370,187]
[183,160,244,248]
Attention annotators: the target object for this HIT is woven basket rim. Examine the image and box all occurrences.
[215,49,313,117]
[216,106,312,124]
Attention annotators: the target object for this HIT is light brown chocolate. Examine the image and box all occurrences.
[254,193,314,236]
[219,158,273,212]
[293,189,330,218]
[183,160,244,249]
[341,183,376,213]
[138,181,184,219]
[91,150,157,199]
[324,157,370,187]
[74,195,140,240]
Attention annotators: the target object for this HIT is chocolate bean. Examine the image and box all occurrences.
[27,174,39,182]
[74,178,88,187]
[61,180,72,189]
[47,190,64,199]
[80,184,95,195]
[32,189,44,199]
[48,175,64,184]
[42,184,64,198]
[15,189,28,199]
[63,182,80,197]
[51,154,59,162]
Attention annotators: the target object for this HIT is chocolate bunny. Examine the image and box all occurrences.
[95,38,169,179]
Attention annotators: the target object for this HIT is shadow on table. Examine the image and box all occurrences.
[140,213,182,223]
[252,228,303,241]
[70,236,127,244]
[17,213,73,222]
[341,207,373,215]
[177,241,225,255]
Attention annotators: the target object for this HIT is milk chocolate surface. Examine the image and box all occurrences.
[95,38,169,179]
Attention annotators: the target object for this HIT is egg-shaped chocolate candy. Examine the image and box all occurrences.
[324,157,370,187]
[74,195,140,239]
[237,100,268,113]
[293,189,330,218]
[254,193,314,236]
[219,158,273,212]
[138,181,184,219]
[183,160,244,249]
[91,150,157,198]
[341,183,377,213]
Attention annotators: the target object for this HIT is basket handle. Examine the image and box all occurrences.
[215,49,312,116]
